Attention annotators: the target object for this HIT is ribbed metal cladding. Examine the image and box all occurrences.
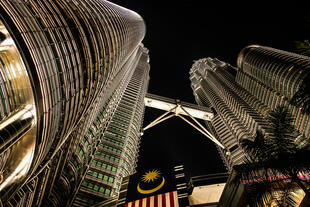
[0,0,145,199]
[237,45,310,100]
[37,46,149,207]
[237,45,310,140]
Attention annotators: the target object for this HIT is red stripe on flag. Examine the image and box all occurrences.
[154,194,158,207]
[169,191,175,206]
[139,198,143,207]
[162,193,166,207]
[146,196,150,207]
[125,203,128,207]
[132,201,135,207]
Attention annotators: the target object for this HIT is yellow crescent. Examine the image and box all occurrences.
[137,177,165,194]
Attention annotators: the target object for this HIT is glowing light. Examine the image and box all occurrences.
[288,65,294,71]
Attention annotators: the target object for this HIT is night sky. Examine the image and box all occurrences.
[111,1,310,177]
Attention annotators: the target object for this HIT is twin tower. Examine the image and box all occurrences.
[190,45,310,171]
[0,0,310,206]
[0,0,149,206]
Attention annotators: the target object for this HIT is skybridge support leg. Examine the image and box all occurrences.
[142,106,177,132]
[142,102,226,150]
[176,114,225,149]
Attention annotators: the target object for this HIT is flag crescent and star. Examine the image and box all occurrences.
[137,169,165,194]
[125,167,179,206]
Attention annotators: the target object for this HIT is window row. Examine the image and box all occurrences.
[109,125,127,134]
[81,180,111,196]
[111,119,128,127]
[113,115,130,124]
[99,144,122,154]
[87,169,115,183]
[114,111,130,119]
[91,159,117,172]
[103,136,124,147]
[105,130,125,140]
[95,151,120,163]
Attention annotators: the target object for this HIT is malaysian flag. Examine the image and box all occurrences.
[125,168,179,206]
[125,191,179,207]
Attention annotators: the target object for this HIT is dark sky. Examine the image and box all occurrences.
[111,1,310,177]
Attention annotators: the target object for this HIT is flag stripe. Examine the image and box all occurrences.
[150,196,154,207]
[173,191,178,207]
[139,198,143,207]
[162,192,166,207]
[158,194,162,207]
[154,195,158,207]
[126,191,178,207]
[169,191,174,207]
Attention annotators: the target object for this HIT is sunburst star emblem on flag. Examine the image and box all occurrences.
[137,169,165,194]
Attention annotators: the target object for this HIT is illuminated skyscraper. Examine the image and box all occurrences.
[0,0,149,206]
[190,46,310,171]
[68,48,150,206]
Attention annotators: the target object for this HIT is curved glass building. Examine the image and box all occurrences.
[0,1,149,206]
[190,46,310,171]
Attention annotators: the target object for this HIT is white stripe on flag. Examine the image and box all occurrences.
[164,191,169,206]
[150,196,154,207]
[173,191,179,207]
[158,194,162,207]
[142,198,147,207]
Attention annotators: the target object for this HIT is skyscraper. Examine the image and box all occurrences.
[190,45,310,171]
[69,47,150,206]
[0,0,149,206]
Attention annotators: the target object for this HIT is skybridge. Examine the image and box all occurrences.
[143,93,225,149]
